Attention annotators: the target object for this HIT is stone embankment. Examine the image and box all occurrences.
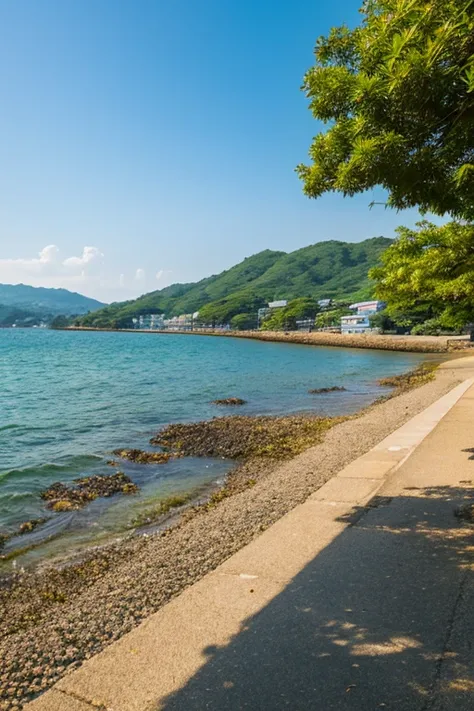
[67,326,472,353]
[164,329,472,353]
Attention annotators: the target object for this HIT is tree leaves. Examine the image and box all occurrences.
[370,221,474,327]
[299,0,474,219]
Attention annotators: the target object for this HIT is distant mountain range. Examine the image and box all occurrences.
[79,237,392,329]
[0,284,105,327]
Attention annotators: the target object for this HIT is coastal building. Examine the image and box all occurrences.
[317,298,332,310]
[296,318,315,331]
[163,313,195,331]
[137,314,165,330]
[340,301,385,334]
[258,300,288,325]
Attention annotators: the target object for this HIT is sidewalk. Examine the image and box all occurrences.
[28,376,474,711]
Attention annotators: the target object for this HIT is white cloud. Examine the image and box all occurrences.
[0,245,174,302]
[156,269,172,282]
[63,246,103,268]
[0,244,103,277]
[0,244,107,297]
[38,245,60,264]
[0,244,61,276]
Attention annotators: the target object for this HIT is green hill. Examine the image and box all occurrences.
[79,238,392,329]
[0,284,104,315]
[0,284,105,327]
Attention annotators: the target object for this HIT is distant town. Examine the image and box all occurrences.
[133,299,385,335]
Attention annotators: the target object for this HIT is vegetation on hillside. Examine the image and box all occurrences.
[79,238,391,329]
[0,305,49,328]
[0,285,104,327]
[0,284,104,315]
[79,250,284,328]
[261,297,320,330]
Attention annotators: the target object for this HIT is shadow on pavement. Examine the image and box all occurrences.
[161,486,474,711]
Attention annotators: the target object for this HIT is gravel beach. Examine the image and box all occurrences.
[0,359,466,710]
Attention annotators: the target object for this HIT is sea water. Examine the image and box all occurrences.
[0,329,430,566]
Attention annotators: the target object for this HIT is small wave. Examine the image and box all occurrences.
[0,489,33,502]
[0,455,104,484]
[0,423,21,432]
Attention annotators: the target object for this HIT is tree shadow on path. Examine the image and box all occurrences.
[161,486,474,711]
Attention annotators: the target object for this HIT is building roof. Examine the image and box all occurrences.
[349,300,382,309]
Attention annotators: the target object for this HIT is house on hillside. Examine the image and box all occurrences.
[340,301,385,334]
[257,300,288,325]
[317,298,332,310]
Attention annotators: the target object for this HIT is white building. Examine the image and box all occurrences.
[341,301,385,334]
[163,314,195,331]
[137,314,164,330]
[258,300,288,325]
[317,298,332,310]
[268,300,288,309]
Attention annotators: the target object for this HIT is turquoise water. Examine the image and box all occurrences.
[0,329,429,566]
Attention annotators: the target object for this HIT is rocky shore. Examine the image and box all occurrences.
[0,360,464,710]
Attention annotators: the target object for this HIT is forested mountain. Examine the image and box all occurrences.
[0,284,104,314]
[0,284,104,326]
[79,238,392,328]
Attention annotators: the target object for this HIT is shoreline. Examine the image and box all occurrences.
[0,362,437,571]
[64,326,472,354]
[0,355,469,709]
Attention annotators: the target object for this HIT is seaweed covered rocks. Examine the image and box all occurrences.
[18,517,47,534]
[211,397,247,406]
[0,519,47,554]
[112,448,177,464]
[378,363,438,391]
[308,386,347,394]
[41,472,139,511]
[152,413,343,460]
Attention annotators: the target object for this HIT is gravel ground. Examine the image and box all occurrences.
[0,364,464,710]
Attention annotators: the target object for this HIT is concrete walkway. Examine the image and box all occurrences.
[29,372,474,711]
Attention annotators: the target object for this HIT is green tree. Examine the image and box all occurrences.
[50,315,72,329]
[314,305,352,329]
[369,309,396,333]
[199,292,266,325]
[370,220,474,328]
[297,0,474,220]
[262,297,320,330]
[230,313,257,330]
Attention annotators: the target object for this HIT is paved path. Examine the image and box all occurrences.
[29,369,474,711]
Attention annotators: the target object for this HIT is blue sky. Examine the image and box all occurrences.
[0,0,427,302]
